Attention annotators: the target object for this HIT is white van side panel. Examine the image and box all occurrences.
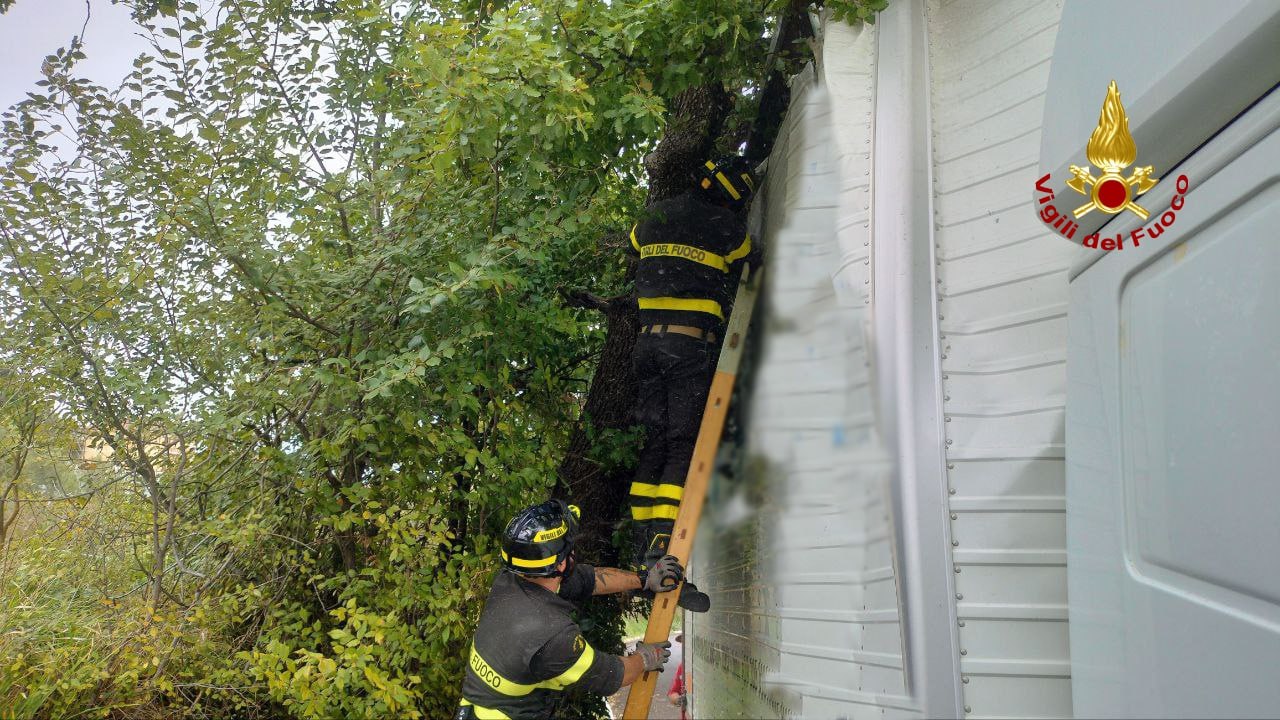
[1066,89,1280,719]
[926,0,1075,717]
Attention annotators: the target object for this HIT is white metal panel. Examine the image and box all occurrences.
[1123,230,1280,599]
[688,16,921,719]
[1067,95,1280,718]
[925,1,1075,718]
[870,0,964,715]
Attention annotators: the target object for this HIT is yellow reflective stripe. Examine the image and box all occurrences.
[467,643,597,700]
[630,224,640,252]
[631,504,681,521]
[541,644,596,690]
[704,160,716,170]
[629,482,685,502]
[714,171,742,200]
[469,645,538,696]
[459,700,512,720]
[724,233,752,264]
[532,523,566,543]
[638,242,729,272]
[637,296,724,321]
[500,550,557,569]
[740,172,755,192]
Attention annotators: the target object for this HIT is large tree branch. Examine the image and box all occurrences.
[559,288,610,313]
[746,0,815,163]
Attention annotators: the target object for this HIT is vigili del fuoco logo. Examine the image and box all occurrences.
[1035,80,1190,250]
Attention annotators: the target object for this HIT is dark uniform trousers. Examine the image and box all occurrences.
[627,191,752,568]
[630,331,717,566]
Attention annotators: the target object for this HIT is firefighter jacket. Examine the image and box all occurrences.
[630,192,753,331]
[459,564,623,719]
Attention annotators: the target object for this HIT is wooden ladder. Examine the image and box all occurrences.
[622,267,762,719]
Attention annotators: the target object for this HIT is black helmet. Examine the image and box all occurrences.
[695,156,756,209]
[500,499,581,577]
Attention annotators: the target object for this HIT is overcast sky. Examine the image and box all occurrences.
[0,0,147,112]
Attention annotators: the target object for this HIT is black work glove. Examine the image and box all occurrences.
[633,640,672,672]
[638,554,684,593]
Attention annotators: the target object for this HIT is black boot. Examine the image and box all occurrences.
[629,523,649,571]
[631,521,674,571]
[634,581,711,613]
[676,581,710,613]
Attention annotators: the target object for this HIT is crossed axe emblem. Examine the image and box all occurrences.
[1067,164,1159,220]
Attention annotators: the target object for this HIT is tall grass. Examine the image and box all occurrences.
[0,498,201,719]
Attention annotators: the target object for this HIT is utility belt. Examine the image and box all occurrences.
[639,324,718,344]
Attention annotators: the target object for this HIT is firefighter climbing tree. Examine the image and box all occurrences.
[623,267,763,719]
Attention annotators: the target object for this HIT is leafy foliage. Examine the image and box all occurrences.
[824,0,890,25]
[0,0,871,717]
